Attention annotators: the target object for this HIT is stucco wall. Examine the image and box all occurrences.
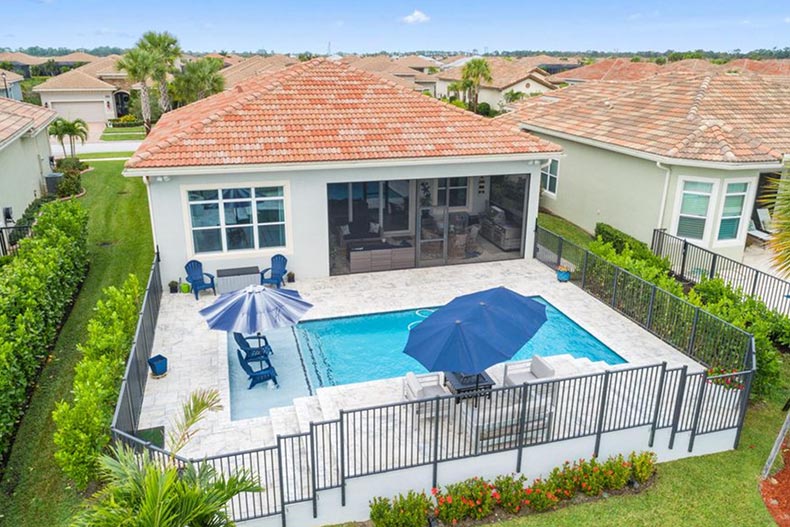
[0,126,51,222]
[436,79,553,110]
[39,89,116,121]
[533,134,761,261]
[0,81,23,101]
[140,159,543,284]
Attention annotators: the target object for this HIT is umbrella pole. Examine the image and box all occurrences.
[475,374,479,408]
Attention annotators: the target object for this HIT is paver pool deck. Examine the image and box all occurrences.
[138,257,702,459]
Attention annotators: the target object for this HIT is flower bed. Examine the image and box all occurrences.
[367,452,657,526]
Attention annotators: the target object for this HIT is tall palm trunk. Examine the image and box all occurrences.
[59,138,67,158]
[140,86,153,135]
[157,78,170,113]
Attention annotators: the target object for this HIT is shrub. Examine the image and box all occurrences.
[524,478,560,512]
[7,195,56,245]
[629,451,657,484]
[0,255,12,269]
[108,114,143,127]
[594,223,670,272]
[493,473,527,513]
[546,460,580,500]
[0,200,88,462]
[450,99,467,110]
[602,454,631,490]
[588,239,684,297]
[578,457,606,496]
[53,274,141,489]
[55,156,87,173]
[57,172,82,197]
[476,102,492,116]
[434,477,496,523]
[370,490,432,527]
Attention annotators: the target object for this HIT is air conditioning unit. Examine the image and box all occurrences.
[45,172,63,195]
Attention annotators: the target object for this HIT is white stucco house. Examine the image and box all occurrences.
[0,69,24,101]
[0,98,56,225]
[124,59,562,285]
[33,55,132,123]
[437,57,557,109]
[497,72,790,261]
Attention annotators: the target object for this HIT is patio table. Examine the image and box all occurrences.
[444,371,495,404]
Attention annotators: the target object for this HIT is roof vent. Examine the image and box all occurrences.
[604,100,614,110]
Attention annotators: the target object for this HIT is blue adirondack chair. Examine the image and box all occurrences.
[237,350,278,389]
[260,254,287,288]
[185,260,216,300]
[234,332,274,365]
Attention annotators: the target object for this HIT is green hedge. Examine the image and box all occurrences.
[8,194,56,246]
[595,223,670,271]
[0,200,88,463]
[52,274,141,489]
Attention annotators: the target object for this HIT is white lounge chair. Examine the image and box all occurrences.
[748,220,771,246]
[403,371,448,400]
[502,355,556,386]
[756,208,776,234]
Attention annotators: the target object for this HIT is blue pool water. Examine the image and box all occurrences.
[296,297,625,386]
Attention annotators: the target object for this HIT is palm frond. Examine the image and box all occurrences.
[167,388,222,455]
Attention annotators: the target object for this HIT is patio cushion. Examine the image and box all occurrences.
[530,355,555,379]
[405,372,424,398]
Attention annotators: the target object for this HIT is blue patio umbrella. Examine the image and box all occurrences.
[403,287,547,374]
[199,284,313,336]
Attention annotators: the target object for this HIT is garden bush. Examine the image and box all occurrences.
[7,194,56,245]
[108,114,143,127]
[493,473,527,513]
[629,451,657,484]
[0,200,88,463]
[578,457,606,496]
[434,477,496,523]
[595,223,669,271]
[369,490,433,527]
[602,454,632,490]
[524,478,560,512]
[546,460,579,501]
[55,156,88,174]
[52,274,141,489]
[57,172,82,197]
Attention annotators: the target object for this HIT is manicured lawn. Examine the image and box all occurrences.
[0,160,152,527]
[100,126,145,141]
[77,151,136,160]
[537,211,594,248]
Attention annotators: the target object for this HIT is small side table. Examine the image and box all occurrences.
[216,266,260,294]
[445,371,495,404]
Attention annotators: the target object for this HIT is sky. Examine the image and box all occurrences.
[2,0,789,54]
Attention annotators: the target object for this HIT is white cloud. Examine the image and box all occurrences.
[785,16,790,23]
[402,9,430,24]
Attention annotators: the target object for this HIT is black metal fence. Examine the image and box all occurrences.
[535,227,755,372]
[111,252,163,434]
[107,235,755,524]
[652,228,790,315]
[0,225,33,257]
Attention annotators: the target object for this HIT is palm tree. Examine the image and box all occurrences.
[138,31,182,113]
[118,49,158,134]
[461,58,493,112]
[172,58,225,106]
[48,117,69,158]
[72,389,259,527]
[48,117,88,158]
[766,162,790,275]
[503,89,525,104]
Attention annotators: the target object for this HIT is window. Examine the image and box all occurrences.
[541,159,559,194]
[717,182,748,241]
[676,181,713,240]
[437,178,468,207]
[188,186,285,254]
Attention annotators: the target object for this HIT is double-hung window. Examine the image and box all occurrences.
[717,182,748,241]
[541,159,559,195]
[437,178,468,207]
[188,186,286,254]
[676,181,713,240]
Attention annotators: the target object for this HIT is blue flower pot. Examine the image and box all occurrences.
[148,354,168,378]
[556,270,571,282]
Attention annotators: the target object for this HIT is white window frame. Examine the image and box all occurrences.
[671,176,719,246]
[181,181,292,259]
[540,159,559,198]
[713,177,756,248]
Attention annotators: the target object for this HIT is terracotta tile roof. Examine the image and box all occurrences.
[393,55,441,70]
[52,51,99,63]
[205,53,245,66]
[33,68,116,91]
[126,58,560,169]
[663,59,724,74]
[0,69,24,84]
[221,55,298,89]
[498,72,790,164]
[0,97,56,146]
[0,52,46,66]
[550,58,662,83]
[441,54,470,64]
[74,55,124,77]
[438,57,557,90]
[726,59,790,76]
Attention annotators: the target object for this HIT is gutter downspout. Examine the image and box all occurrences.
[656,161,672,229]
[143,176,159,252]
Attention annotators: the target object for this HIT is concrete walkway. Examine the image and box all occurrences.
[50,140,143,154]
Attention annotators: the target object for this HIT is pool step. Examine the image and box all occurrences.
[293,395,325,433]
[270,406,301,437]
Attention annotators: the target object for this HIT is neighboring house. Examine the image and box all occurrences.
[393,54,441,73]
[33,55,131,122]
[204,53,245,67]
[549,58,662,84]
[220,54,298,89]
[0,52,46,77]
[343,55,435,93]
[0,69,24,101]
[497,72,790,261]
[437,57,557,108]
[0,98,56,224]
[51,51,99,67]
[124,59,561,283]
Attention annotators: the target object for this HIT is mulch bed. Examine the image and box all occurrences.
[762,439,790,526]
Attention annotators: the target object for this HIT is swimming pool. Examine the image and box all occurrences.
[296,296,625,386]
